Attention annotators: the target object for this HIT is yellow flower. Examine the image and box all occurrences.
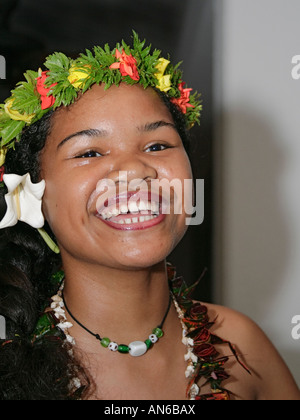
[155,58,170,77]
[155,58,172,93]
[4,99,35,123]
[68,65,90,89]
[156,75,172,93]
[0,148,7,166]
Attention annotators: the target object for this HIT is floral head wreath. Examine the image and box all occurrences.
[0,32,202,251]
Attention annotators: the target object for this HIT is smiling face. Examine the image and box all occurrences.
[40,83,193,270]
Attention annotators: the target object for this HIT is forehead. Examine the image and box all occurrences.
[50,83,173,137]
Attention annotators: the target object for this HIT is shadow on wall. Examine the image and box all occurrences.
[216,106,300,385]
[217,107,291,321]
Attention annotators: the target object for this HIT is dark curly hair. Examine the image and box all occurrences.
[0,89,191,400]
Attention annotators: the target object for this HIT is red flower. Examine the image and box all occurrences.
[171,82,195,114]
[110,49,140,81]
[36,71,57,110]
[0,166,4,182]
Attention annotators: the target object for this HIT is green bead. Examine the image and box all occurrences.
[100,337,111,348]
[118,344,130,354]
[152,327,164,338]
[145,339,153,350]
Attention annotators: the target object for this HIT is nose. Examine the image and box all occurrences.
[107,155,158,186]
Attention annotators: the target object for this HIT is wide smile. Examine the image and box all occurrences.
[95,191,167,231]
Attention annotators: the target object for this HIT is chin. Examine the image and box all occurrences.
[112,251,169,271]
[109,238,183,270]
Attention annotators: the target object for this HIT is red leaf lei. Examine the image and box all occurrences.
[168,265,251,400]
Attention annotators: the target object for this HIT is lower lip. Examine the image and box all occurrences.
[96,212,166,231]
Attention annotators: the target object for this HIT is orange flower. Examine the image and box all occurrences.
[171,82,194,114]
[110,49,140,81]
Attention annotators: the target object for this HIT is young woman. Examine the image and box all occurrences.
[0,34,299,400]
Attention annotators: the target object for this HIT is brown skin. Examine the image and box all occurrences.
[40,83,300,400]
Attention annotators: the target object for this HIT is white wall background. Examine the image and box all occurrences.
[213,0,300,386]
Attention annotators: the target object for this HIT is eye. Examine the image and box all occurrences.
[75,150,102,159]
[145,143,171,153]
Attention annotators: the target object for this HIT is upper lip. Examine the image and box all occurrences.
[95,190,167,220]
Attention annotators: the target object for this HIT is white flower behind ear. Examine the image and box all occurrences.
[0,173,45,229]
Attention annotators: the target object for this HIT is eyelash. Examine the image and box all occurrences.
[74,143,172,159]
[75,150,102,159]
[145,143,172,153]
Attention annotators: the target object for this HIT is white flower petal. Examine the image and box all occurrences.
[0,193,18,228]
[19,192,45,228]
[3,174,27,193]
[24,174,45,200]
[0,173,45,229]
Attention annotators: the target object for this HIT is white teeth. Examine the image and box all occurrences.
[120,204,128,214]
[151,202,160,214]
[101,211,110,220]
[109,214,159,225]
[138,201,148,211]
[128,202,139,213]
[99,200,160,221]
[111,207,119,217]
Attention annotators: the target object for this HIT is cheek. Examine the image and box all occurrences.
[42,174,90,233]
[162,151,192,181]
[171,155,193,239]
[160,153,193,211]
[42,179,67,232]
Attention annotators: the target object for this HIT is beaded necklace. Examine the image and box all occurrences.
[61,289,172,357]
[32,266,250,400]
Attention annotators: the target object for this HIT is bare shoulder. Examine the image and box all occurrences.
[203,302,300,400]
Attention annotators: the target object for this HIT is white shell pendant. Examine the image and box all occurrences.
[128,341,147,357]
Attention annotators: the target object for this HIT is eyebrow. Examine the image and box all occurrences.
[57,121,177,150]
[57,128,107,149]
[138,120,177,132]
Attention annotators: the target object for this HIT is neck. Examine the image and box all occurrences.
[62,257,171,344]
